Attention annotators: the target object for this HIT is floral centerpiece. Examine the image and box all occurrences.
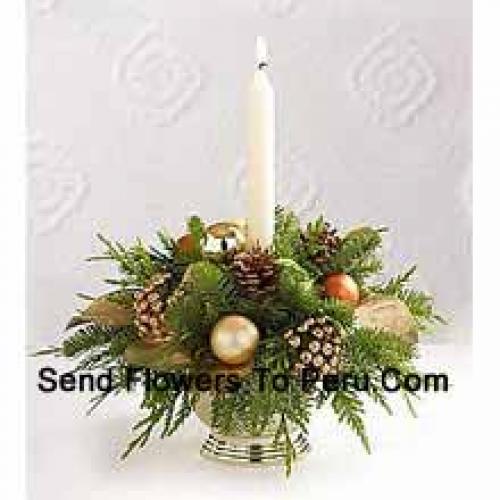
[37,208,442,474]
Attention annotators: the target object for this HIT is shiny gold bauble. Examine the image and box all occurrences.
[176,220,247,255]
[210,315,259,365]
[324,273,360,305]
[204,220,247,253]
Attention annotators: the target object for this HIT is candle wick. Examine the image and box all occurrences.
[255,36,269,71]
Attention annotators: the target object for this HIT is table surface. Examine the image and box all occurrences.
[28,343,473,500]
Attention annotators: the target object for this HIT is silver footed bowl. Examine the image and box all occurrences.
[194,392,310,466]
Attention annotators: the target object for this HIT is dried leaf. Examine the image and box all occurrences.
[124,341,192,370]
[67,295,133,329]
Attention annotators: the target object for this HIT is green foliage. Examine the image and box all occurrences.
[61,324,116,358]
[274,206,301,259]
[61,323,136,371]
[276,258,320,312]
[86,364,131,415]
[187,215,205,243]
[332,390,370,453]
[210,345,311,476]
[149,230,176,268]
[165,261,236,355]
[38,208,443,475]
[298,215,332,274]
[276,258,354,327]
[346,326,416,373]
[275,209,386,287]
[211,354,311,439]
[122,385,198,459]
[344,326,417,417]
[91,233,172,288]
[370,266,446,332]
[328,226,385,284]
[273,414,298,477]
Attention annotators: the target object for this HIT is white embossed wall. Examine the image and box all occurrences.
[27,0,471,344]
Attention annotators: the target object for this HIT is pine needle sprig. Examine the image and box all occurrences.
[57,324,136,377]
[86,363,130,415]
[91,234,166,288]
[122,385,194,459]
[344,326,420,418]
[164,262,237,351]
[273,414,297,477]
[328,226,386,284]
[370,266,446,332]
[61,324,117,358]
[332,389,371,453]
[274,206,302,260]
[346,326,416,373]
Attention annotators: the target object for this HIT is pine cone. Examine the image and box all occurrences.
[301,222,340,267]
[283,316,345,376]
[231,247,278,298]
[133,272,174,343]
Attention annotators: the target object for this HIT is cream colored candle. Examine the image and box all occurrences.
[247,36,275,249]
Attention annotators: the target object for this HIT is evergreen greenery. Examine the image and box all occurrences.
[37,207,442,476]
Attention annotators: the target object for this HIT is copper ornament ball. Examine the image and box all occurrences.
[210,315,260,365]
[324,273,360,305]
[176,234,196,253]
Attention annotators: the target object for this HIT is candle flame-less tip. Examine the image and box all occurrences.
[255,36,268,68]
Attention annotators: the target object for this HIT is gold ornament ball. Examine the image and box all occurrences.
[210,315,260,365]
[324,273,360,305]
[204,220,247,253]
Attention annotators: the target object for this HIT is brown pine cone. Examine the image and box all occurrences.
[133,272,175,344]
[301,222,340,267]
[283,316,345,376]
[231,246,278,298]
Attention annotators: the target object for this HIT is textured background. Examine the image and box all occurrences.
[27,0,471,344]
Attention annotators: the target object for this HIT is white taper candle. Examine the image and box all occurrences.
[247,36,275,249]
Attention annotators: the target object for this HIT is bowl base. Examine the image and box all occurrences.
[200,431,310,465]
